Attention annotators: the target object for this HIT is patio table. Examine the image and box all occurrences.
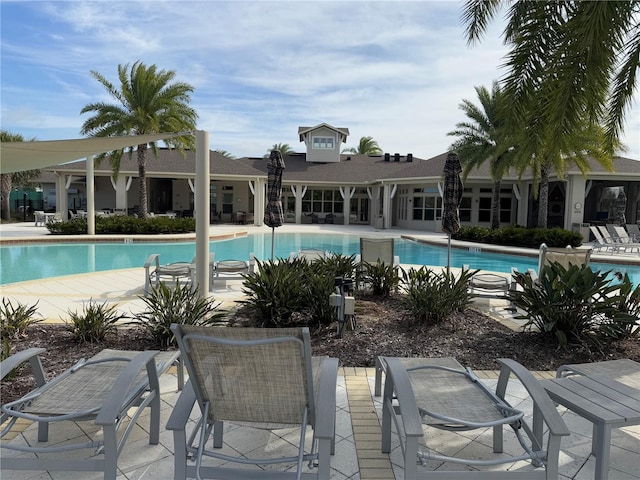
[540,360,640,480]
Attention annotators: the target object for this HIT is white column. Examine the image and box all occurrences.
[86,157,95,235]
[55,173,67,218]
[110,175,129,211]
[195,130,210,296]
[565,175,587,230]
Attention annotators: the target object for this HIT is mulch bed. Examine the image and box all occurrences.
[3,294,639,405]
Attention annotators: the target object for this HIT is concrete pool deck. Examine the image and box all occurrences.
[1,222,639,479]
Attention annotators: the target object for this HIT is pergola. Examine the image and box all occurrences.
[0,131,212,294]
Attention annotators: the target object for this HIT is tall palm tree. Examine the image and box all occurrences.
[0,131,40,221]
[267,143,295,156]
[80,61,198,218]
[462,0,638,156]
[515,122,619,228]
[342,136,382,155]
[448,82,515,229]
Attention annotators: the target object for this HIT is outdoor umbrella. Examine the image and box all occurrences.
[441,152,463,275]
[264,149,286,260]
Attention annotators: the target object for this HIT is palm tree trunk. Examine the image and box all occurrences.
[137,144,148,219]
[537,164,550,229]
[491,180,501,229]
[1,173,12,221]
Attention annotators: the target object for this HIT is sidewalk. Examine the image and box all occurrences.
[3,365,639,479]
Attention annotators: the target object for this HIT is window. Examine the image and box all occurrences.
[412,195,442,221]
[222,186,233,214]
[302,189,342,214]
[312,136,334,149]
[478,197,491,222]
[459,197,472,222]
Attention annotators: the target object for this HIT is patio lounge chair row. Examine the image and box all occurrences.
[589,224,640,254]
[8,336,633,479]
[144,252,256,296]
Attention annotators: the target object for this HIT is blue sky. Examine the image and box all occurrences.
[2,0,639,160]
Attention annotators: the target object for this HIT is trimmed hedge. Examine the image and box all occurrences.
[452,225,582,248]
[46,216,196,235]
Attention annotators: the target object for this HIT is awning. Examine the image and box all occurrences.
[0,132,187,173]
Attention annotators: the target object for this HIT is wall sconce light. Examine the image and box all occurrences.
[574,202,582,210]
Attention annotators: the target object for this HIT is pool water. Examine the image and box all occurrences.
[1,232,639,286]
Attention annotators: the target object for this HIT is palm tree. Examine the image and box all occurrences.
[462,0,638,156]
[515,123,619,228]
[215,150,235,159]
[448,82,515,229]
[342,136,382,155]
[0,131,40,221]
[267,143,295,156]
[80,61,198,219]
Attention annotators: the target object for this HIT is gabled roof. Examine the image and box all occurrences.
[238,152,425,185]
[298,123,349,143]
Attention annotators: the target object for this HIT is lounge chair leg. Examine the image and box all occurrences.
[213,420,223,448]
[37,421,49,443]
[103,425,118,480]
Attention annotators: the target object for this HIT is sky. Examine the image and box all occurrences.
[1,0,639,161]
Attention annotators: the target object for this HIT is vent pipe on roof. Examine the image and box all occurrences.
[394,153,400,162]
[384,153,390,162]
[407,153,413,162]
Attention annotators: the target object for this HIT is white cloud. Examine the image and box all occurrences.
[1,0,638,160]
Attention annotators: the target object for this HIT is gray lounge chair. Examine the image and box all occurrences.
[144,253,216,296]
[380,356,569,479]
[1,347,179,480]
[167,325,339,479]
[212,253,255,285]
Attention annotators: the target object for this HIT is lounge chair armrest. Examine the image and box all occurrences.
[144,254,160,271]
[496,358,569,437]
[144,254,161,296]
[166,380,197,431]
[95,350,159,426]
[0,347,47,386]
[384,357,423,438]
[314,357,339,441]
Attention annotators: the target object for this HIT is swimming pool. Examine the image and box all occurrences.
[1,232,639,286]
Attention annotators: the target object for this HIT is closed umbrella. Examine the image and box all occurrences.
[265,149,286,259]
[441,152,463,275]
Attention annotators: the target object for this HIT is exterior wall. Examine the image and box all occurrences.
[303,126,341,163]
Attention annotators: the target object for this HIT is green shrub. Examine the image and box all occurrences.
[65,299,126,342]
[304,255,357,328]
[453,225,582,248]
[47,215,196,235]
[600,273,640,339]
[132,281,226,347]
[239,259,308,327]
[508,263,630,347]
[360,261,400,297]
[401,266,476,324]
[0,298,42,340]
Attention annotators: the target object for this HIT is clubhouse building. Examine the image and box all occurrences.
[31,123,640,238]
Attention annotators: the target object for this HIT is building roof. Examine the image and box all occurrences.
[298,123,350,143]
[43,148,639,185]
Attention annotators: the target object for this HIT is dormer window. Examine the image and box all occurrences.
[312,136,334,149]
